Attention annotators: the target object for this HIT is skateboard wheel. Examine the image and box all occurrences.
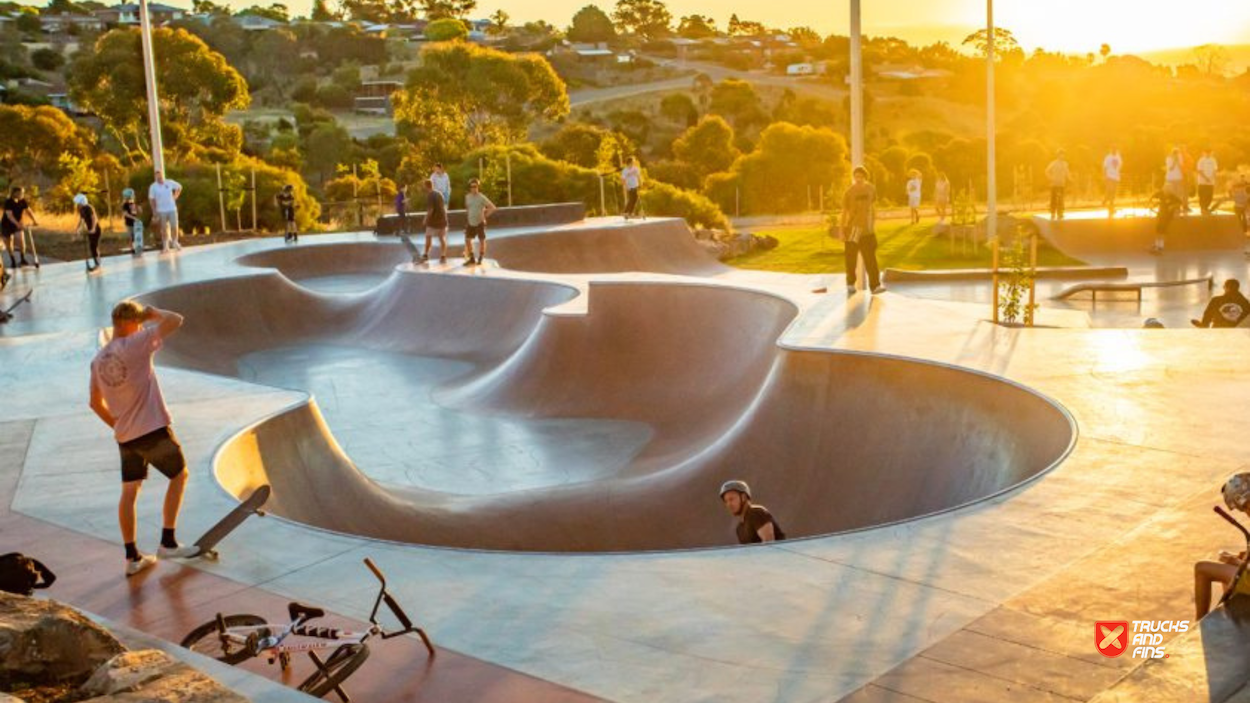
[203,550,220,561]
[256,510,266,517]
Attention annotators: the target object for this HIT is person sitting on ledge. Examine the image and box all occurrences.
[1191,279,1250,328]
[719,480,785,545]
[1195,473,1250,618]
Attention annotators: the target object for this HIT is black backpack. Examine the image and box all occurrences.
[0,552,55,596]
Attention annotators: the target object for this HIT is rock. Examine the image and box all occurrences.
[0,593,125,688]
[755,234,779,251]
[697,239,729,260]
[78,650,247,703]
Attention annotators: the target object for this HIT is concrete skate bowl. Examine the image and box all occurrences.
[235,241,411,292]
[1032,211,1244,259]
[138,272,1075,552]
[486,218,730,276]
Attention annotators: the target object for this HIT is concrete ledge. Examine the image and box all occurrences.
[375,202,586,234]
[884,266,1128,283]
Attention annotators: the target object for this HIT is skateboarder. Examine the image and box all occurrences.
[1195,473,1250,618]
[719,480,785,544]
[420,179,448,264]
[1232,177,1248,234]
[1197,149,1219,216]
[1045,149,1070,220]
[2,187,37,269]
[1103,148,1123,217]
[89,301,197,577]
[462,178,496,265]
[1191,279,1250,329]
[1151,188,1182,254]
[277,184,298,243]
[394,184,409,235]
[74,193,104,273]
[906,169,922,225]
[621,157,642,219]
[840,166,884,295]
[122,189,143,255]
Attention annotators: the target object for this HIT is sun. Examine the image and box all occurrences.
[997,0,1248,54]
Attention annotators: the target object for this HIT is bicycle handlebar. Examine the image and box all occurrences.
[364,557,386,586]
[1215,506,1250,544]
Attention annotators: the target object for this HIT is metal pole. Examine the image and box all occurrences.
[599,173,606,216]
[215,163,226,233]
[991,237,1000,323]
[506,152,512,207]
[103,169,114,233]
[986,0,997,242]
[1028,232,1038,327]
[138,0,164,175]
[849,0,864,167]
[250,166,257,231]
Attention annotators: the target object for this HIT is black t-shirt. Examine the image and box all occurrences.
[277,191,295,218]
[736,504,786,544]
[1202,292,1250,328]
[122,201,138,226]
[426,190,447,229]
[79,204,99,234]
[2,198,28,234]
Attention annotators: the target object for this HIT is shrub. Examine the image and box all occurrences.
[127,157,319,233]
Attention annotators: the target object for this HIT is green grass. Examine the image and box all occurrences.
[726,218,1085,274]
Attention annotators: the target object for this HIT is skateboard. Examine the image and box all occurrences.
[191,484,271,559]
[20,228,38,268]
[0,288,31,323]
[132,220,144,254]
[399,234,423,263]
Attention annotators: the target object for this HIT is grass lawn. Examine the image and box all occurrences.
[726,218,1085,274]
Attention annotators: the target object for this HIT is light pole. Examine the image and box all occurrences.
[985,0,997,242]
[138,0,165,175]
[848,0,863,167]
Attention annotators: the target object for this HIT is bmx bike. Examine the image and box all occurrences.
[180,557,434,701]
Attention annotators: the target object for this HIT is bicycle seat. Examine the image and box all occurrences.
[288,602,326,622]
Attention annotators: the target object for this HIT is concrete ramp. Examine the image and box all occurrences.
[1033,211,1244,259]
[147,269,1076,552]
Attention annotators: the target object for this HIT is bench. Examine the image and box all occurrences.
[1052,274,1213,303]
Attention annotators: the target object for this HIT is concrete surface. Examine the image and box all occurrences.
[4,215,1250,702]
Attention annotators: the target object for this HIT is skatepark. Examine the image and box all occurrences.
[5,208,1250,702]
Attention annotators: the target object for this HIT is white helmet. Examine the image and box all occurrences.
[72,193,88,207]
[719,480,751,500]
[1224,473,1250,512]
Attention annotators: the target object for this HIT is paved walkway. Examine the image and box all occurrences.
[3,220,1250,701]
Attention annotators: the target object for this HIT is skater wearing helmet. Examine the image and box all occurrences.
[122,188,142,255]
[276,184,298,243]
[1195,473,1250,618]
[719,480,786,545]
[75,193,103,273]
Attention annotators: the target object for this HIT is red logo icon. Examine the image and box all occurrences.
[1095,621,1129,657]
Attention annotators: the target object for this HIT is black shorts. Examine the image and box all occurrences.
[118,427,186,483]
[0,229,15,241]
[465,223,486,240]
[282,207,295,223]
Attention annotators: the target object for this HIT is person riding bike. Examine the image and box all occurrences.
[1194,473,1250,618]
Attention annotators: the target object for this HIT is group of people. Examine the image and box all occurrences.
[393,163,499,265]
[1044,146,1248,228]
[904,171,953,226]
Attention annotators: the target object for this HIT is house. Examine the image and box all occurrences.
[40,13,105,33]
[786,62,814,76]
[234,13,285,31]
[93,3,186,27]
[354,80,402,115]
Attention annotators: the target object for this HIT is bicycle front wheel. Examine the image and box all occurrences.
[298,643,371,698]
[181,614,270,665]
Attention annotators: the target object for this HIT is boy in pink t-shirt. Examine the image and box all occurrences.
[90,301,195,577]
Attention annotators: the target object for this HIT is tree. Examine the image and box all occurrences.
[488,9,509,35]
[612,0,670,40]
[961,27,1019,59]
[425,17,468,41]
[677,14,714,39]
[304,122,353,184]
[727,14,763,36]
[31,47,64,71]
[68,27,249,163]
[659,92,697,126]
[567,5,615,44]
[541,122,624,168]
[419,0,475,20]
[238,3,289,22]
[709,78,767,131]
[1193,44,1230,76]
[1099,43,1111,61]
[310,0,338,20]
[672,115,737,179]
[787,26,819,45]
[704,122,848,214]
[393,42,569,162]
[0,104,91,187]
[193,0,230,14]
[15,12,41,35]
[339,0,389,23]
